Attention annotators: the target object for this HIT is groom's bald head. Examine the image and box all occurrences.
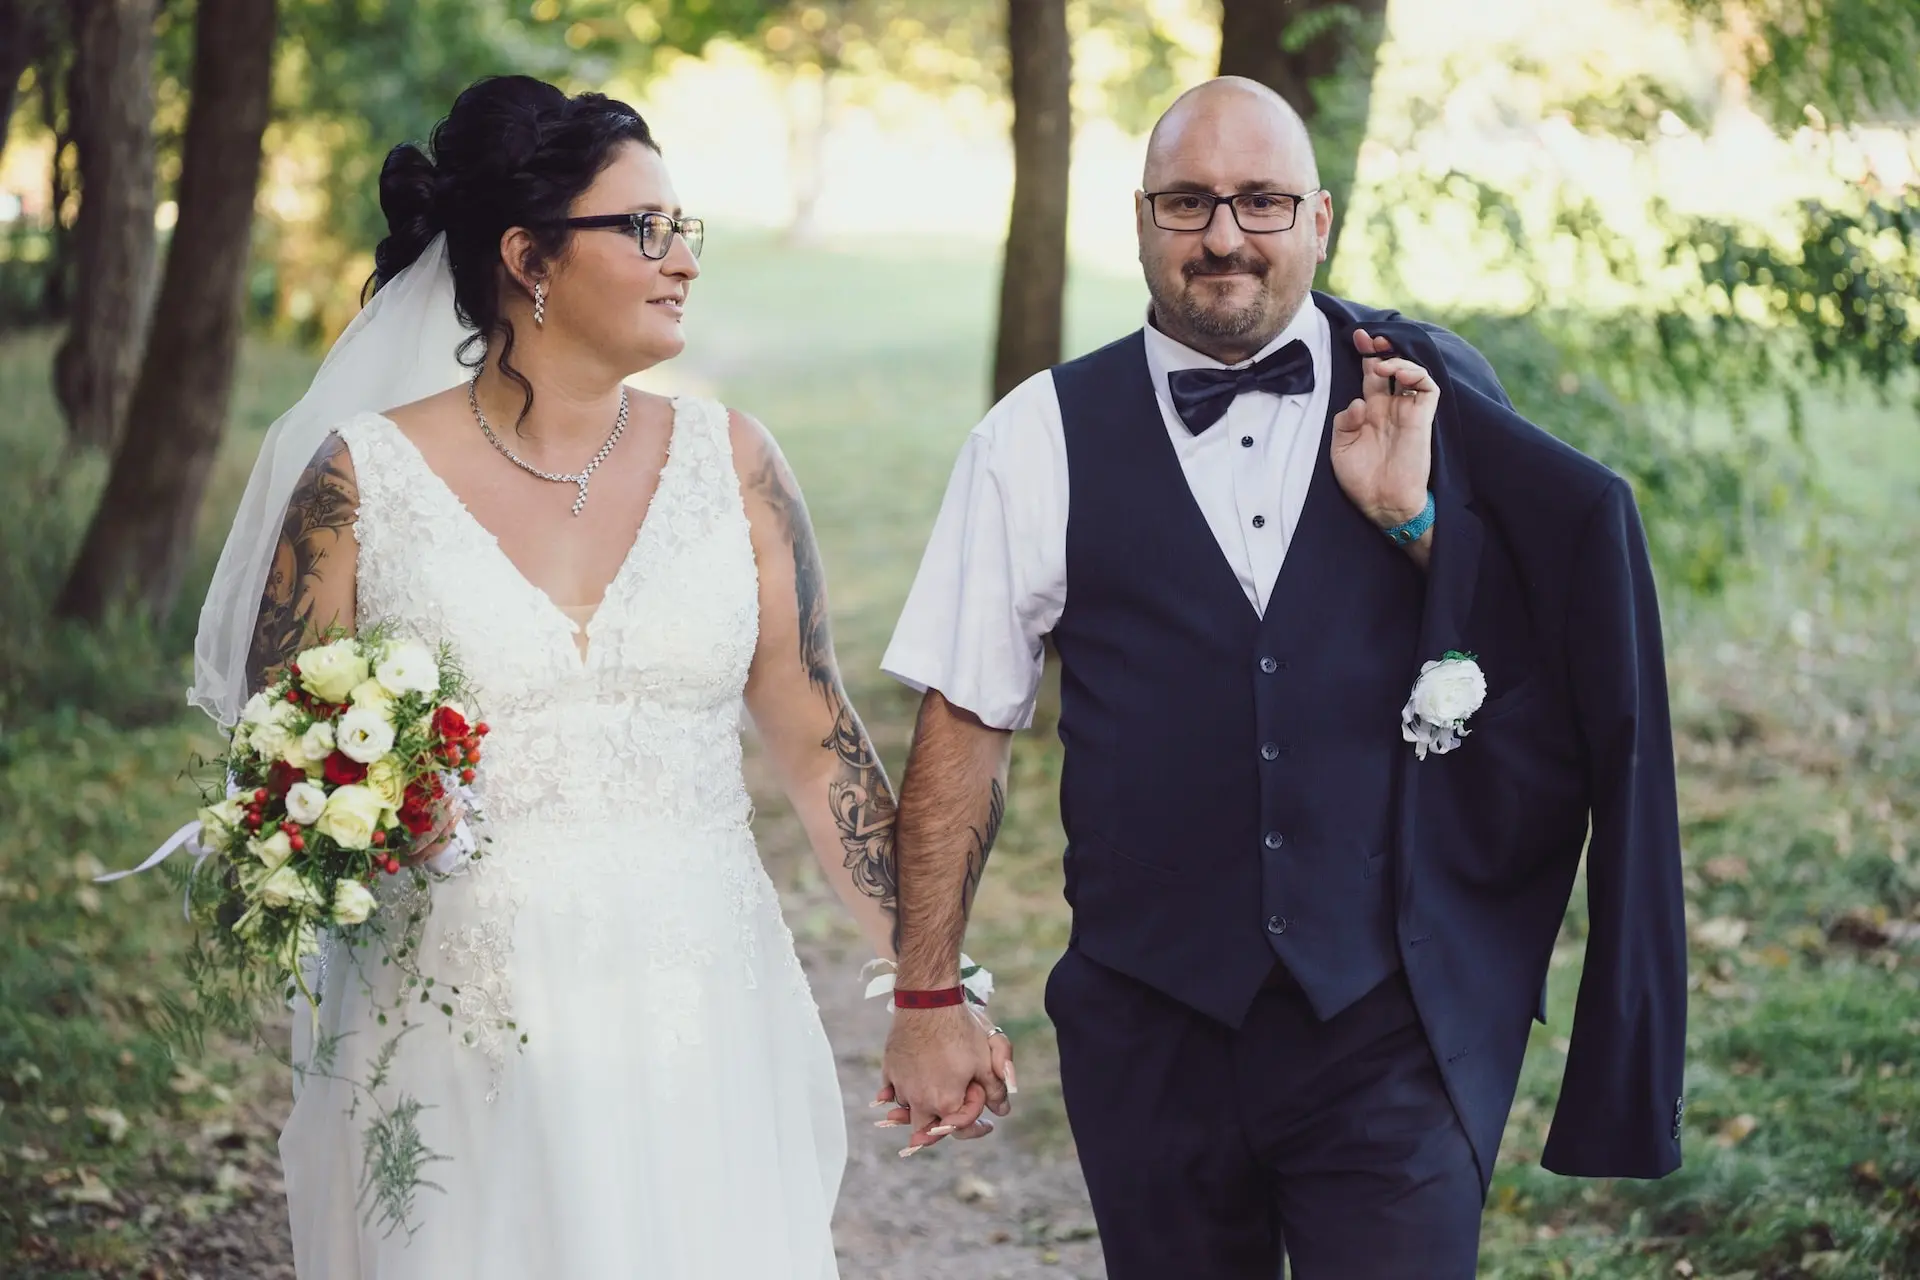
[1136,77,1331,364]
[1143,78,1319,192]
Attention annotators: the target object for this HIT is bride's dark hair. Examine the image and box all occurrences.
[371,75,657,425]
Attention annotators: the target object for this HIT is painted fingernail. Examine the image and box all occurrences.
[928,1125,958,1136]
[1005,1063,1019,1095]
[874,1119,907,1128]
[868,1099,894,1108]
[899,1143,926,1158]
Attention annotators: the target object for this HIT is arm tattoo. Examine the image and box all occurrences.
[750,443,899,923]
[749,447,833,695]
[245,435,356,692]
[960,779,1006,921]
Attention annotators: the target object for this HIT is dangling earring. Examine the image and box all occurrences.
[533,282,546,327]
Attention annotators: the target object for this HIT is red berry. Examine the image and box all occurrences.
[385,858,401,874]
[289,834,304,852]
[460,768,476,784]
[371,830,386,846]
[476,723,490,736]
[253,788,267,803]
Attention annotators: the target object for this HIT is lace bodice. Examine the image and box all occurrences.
[333,397,759,838]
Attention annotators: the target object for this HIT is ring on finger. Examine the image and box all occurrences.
[987,1025,1011,1041]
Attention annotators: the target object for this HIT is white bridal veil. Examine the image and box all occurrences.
[188,235,471,725]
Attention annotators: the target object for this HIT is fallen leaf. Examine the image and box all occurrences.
[1692,917,1749,950]
[953,1173,997,1205]
[86,1106,130,1145]
[55,1171,117,1209]
[1715,1114,1759,1146]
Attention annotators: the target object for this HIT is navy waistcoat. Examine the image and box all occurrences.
[1051,309,1424,1026]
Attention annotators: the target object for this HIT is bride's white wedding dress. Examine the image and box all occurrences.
[278,398,845,1278]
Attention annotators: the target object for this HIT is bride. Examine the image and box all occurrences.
[189,75,1009,1277]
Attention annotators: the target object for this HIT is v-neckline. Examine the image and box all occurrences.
[369,397,686,667]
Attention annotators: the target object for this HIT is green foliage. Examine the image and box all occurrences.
[1678,0,1920,129]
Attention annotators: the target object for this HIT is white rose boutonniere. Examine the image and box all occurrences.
[1401,650,1487,760]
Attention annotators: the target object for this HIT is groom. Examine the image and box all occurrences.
[879,77,1687,1277]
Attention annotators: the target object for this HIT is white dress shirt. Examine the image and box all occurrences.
[882,301,1333,731]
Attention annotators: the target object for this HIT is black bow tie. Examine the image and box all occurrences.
[1166,338,1315,435]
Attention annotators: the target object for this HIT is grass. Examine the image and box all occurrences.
[3,230,1918,1277]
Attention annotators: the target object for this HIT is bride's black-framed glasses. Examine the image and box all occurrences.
[562,211,704,260]
[1143,189,1319,234]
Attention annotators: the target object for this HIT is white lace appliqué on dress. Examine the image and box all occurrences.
[276,398,844,1280]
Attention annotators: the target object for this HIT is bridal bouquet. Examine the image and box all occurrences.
[187,625,488,998]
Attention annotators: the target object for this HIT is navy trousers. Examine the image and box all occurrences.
[1047,946,1484,1279]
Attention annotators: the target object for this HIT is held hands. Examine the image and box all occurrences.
[1331,327,1438,531]
[875,1001,1015,1156]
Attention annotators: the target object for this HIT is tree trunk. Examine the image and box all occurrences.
[783,65,835,246]
[990,0,1071,403]
[1218,0,1389,282]
[56,0,277,625]
[53,0,159,449]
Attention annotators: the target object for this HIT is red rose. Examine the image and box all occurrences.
[433,706,469,739]
[323,751,368,785]
[399,803,435,835]
[267,760,304,798]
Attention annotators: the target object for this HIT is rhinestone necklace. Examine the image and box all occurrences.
[467,375,631,516]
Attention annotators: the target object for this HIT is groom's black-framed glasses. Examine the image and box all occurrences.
[561,211,704,260]
[1144,189,1319,234]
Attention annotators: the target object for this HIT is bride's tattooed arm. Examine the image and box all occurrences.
[734,410,900,958]
[245,435,359,692]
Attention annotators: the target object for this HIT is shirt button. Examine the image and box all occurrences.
[1261,742,1280,761]
[1266,915,1289,935]
[1240,435,1254,448]
[1259,656,1278,674]
[1252,514,1267,529]
[1264,831,1283,850]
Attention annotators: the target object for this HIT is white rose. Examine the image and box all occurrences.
[240,691,277,727]
[300,721,335,759]
[284,782,329,826]
[374,641,440,697]
[197,797,248,847]
[255,863,324,909]
[298,639,370,704]
[249,721,294,764]
[315,784,385,850]
[251,829,295,871]
[1411,658,1487,726]
[331,878,378,927]
[349,679,396,716]
[336,706,397,764]
[363,758,406,812]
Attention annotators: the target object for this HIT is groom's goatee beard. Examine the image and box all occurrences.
[1156,251,1273,341]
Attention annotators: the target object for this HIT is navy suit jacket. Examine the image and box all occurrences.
[1322,293,1688,1180]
